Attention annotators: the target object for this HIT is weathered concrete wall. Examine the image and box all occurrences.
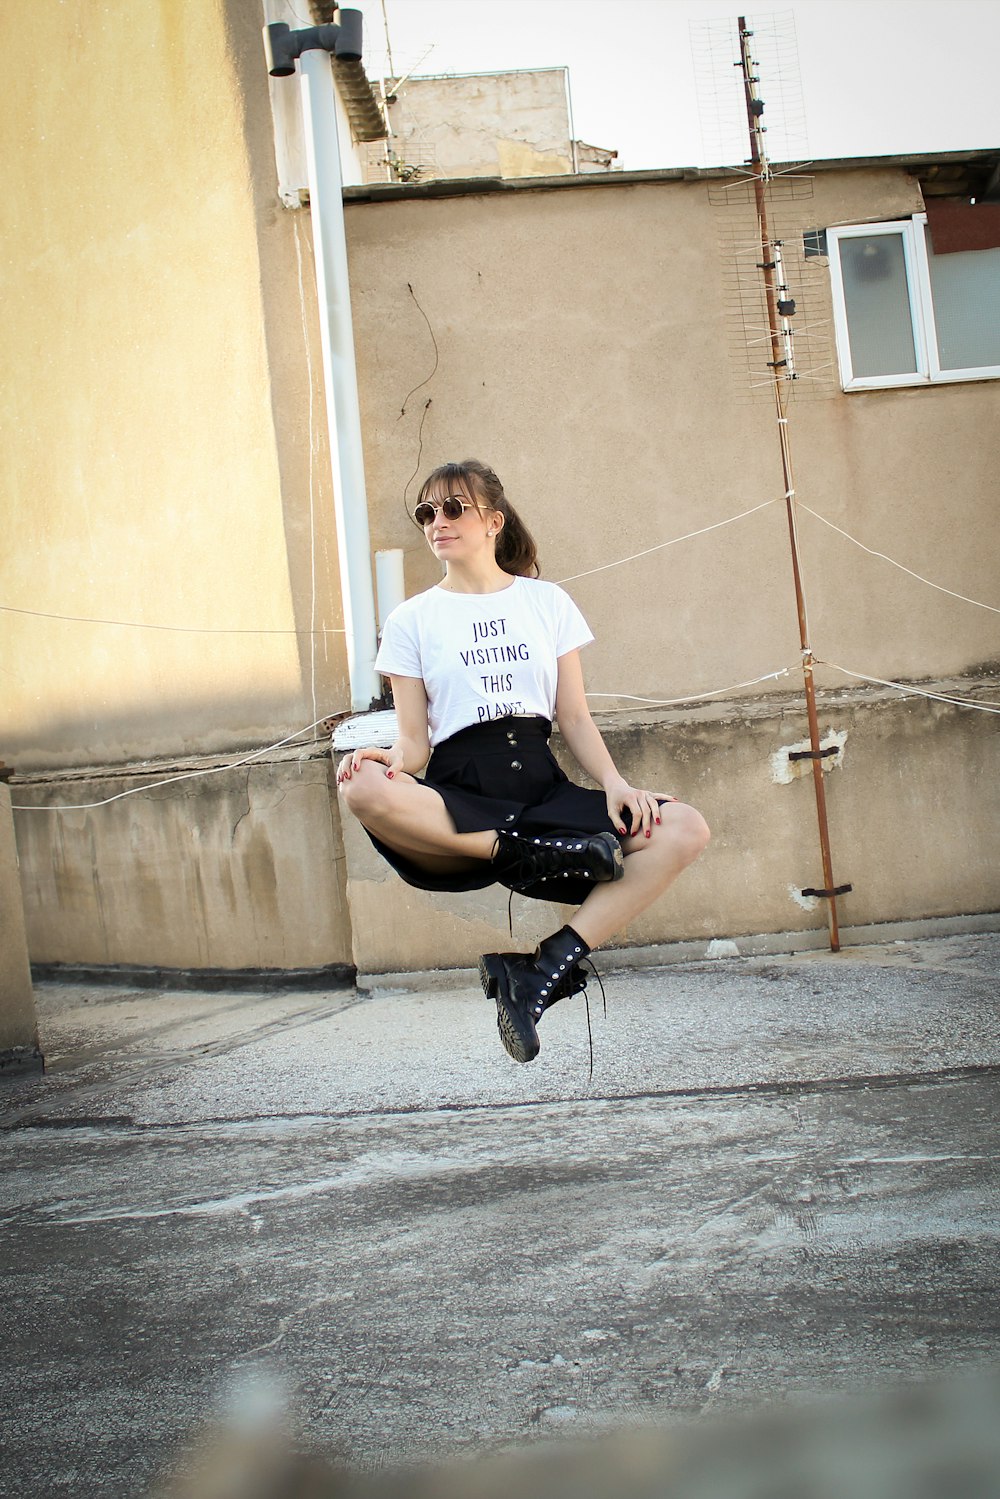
[340,680,1000,974]
[12,753,351,975]
[384,70,574,181]
[0,786,38,1053]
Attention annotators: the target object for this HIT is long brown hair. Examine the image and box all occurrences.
[416,459,540,578]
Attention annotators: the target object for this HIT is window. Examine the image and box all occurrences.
[827,214,1000,390]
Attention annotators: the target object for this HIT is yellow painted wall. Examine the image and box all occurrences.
[1,0,348,771]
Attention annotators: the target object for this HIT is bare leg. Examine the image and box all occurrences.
[569,802,710,950]
[339,760,496,871]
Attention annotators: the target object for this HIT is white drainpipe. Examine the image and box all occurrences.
[298,48,379,710]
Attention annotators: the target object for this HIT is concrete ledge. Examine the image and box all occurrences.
[13,751,352,974]
[357,910,1000,994]
[345,680,1000,975]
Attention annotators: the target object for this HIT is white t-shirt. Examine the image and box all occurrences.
[375,575,594,747]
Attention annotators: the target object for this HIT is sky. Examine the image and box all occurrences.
[338,0,1000,172]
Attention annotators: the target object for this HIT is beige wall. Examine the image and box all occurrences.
[380,70,574,182]
[345,169,999,703]
[2,0,350,772]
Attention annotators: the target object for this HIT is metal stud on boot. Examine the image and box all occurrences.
[491,828,623,895]
[526,925,592,1022]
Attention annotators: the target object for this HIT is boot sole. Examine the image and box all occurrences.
[605,832,625,880]
[478,954,539,1064]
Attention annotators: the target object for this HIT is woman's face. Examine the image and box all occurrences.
[421,479,500,563]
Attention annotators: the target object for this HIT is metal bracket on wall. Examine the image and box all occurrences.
[787,746,840,763]
[801,884,853,899]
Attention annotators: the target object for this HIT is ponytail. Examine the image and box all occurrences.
[416,459,540,577]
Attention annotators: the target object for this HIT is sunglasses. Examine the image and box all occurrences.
[412,495,479,528]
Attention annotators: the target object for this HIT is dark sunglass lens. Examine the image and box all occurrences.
[441,497,466,520]
[413,503,435,526]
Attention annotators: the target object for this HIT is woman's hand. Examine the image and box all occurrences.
[335,744,405,785]
[604,774,677,840]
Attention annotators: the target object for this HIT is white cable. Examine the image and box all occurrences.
[798,503,1000,615]
[588,666,793,709]
[557,496,779,585]
[818,662,1000,715]
[0,604,346,636]
[9,715,340,813]
[9,496,784,630]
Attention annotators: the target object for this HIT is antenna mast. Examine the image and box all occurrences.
[738,15,844,952]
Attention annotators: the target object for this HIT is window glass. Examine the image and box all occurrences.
[927,241,1000,371]
[838,233,916,377]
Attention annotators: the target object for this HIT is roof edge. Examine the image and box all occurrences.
[344,147,1000,204]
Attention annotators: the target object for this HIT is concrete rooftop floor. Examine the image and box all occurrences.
[1,929,998,1497]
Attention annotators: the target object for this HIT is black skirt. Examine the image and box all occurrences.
[366,715,623,905]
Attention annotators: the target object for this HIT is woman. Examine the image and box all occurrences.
[337,460,710,1064]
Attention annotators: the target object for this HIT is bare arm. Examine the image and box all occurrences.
[555,650,669,837]
[336,674,431,782]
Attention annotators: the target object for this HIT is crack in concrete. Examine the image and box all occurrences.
[4,1060,998,1135]
[231,771,253,841]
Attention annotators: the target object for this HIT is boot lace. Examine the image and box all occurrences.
[534,957,606,1080]
[578,958,607,1080]
[495,834,596,892]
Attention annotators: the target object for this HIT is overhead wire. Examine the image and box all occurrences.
[588,667,794,709]
[398,282,439,513]
[557,494,779,584]
[798,502,1000,615]
[397,283,439,417]
[11,491,993,639]
[816,662,1000,715]
[8,477,999,814]
[9,714,340,813]
[0,604,346,636]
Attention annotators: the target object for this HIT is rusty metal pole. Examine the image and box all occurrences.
[738,17,841,950]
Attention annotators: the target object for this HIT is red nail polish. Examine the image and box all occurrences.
[645,829,651,838]
[619,827,627,836]
[386,771,394,779]
[655,817,661,825]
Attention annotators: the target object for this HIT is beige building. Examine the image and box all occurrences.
[363,67,618,184]
[4,1,999,983]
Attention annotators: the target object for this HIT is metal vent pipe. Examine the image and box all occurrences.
[265,16,380,711]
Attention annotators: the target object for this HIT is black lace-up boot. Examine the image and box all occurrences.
[490,829,623,894]
[479,926,592,1063]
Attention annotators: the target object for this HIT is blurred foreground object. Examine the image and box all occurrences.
[154,1366,1000,1499]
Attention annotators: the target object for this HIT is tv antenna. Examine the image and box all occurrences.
[693,13,847,949]
[737,15,846,950]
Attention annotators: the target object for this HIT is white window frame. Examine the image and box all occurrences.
[827,213,1000,391]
